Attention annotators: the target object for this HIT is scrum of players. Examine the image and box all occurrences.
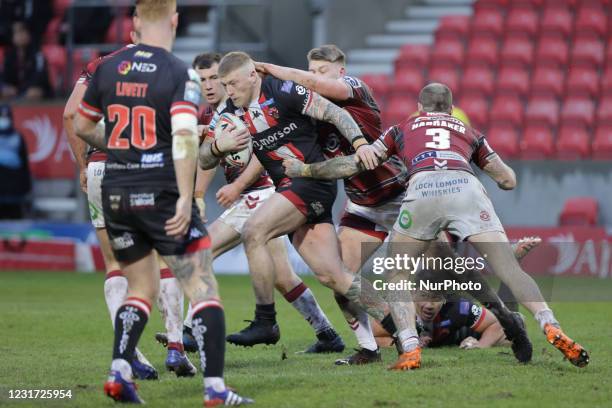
[67,0,589,405]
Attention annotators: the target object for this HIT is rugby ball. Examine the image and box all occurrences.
[214,113,253,167]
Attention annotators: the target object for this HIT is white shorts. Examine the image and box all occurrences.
[218,187,275,234]
[340,194,404,241]
[394,170,504,241]
[87,161,105,229]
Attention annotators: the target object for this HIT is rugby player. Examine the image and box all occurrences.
[282,83,590,369]
[156,52,345,353]
[74,1,252,404]
[256,45,527,366]
[64,31,195,379]
[199,51,416,370]
[372,237,541,350]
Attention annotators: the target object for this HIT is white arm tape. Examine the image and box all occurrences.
[172,113,199,160]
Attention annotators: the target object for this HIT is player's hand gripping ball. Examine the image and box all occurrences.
[214,113,253,167]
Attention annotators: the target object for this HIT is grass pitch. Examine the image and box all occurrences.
[0,272,611,407]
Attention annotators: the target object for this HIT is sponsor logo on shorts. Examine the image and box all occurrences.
[129,193,155,208]
[480,210,490,221]
[246,194,260,209]
[109,195,121,211]
[310,201,324,216]
[189,227,204,240]
[398,209,412,229]
[112,233,135,250]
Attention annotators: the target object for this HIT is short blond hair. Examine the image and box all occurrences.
[218,51,253,78]
[307,44,346,65]
[135,0,176,21]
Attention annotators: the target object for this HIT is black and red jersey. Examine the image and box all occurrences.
[219,75,328,187]
[200,101,273,193]
[423,296,487,347]
[77,44,135,163]
[79,43,201,189]
[316,76,406,207]
[374,111,496,178]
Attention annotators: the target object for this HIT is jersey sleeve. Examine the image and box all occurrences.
[342,75,368,101]
[449,298,486,330]
[170,66,202,119]
[78,69,104,122]
[373,125,399,157]
[76,57,99,86]
[273,78,313,115]
[471,131,497,169]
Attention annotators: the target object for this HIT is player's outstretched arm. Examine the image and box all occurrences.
[460,310,506,349]
[74,113,106,151]
[255,62,351,101]
[283,155,365,180]
[482,155,517,190]
[64,83,89,191]
[303,92,383,169]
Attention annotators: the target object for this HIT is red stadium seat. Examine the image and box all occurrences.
[461,66,495,97]
[105,16,133,44]
[391,68,425,96]
[506,7,539,37]
[531,66,566,97]
[71,48,99,85]
[500,35,535,67]
[395,44,430,71]
[592,126,612,159]
[596,97,612,124]
[556,125,591,159]
[602,68,612,95]
[559,197,599,226]
[436,16,471,40]
[490,95,525,126]
[458,94,489,130]
[427,67,460,94]
[474,0,509,11]
[0,47,4,68]
[42,45,67,92]
[571,37,605,67]
[382,96,417,128]
[472,9,505,37]
[560,97,596,127]
[361,74,391,101]
[465,37,498,67]
[566,67,600,97]
[535,36,569,67]
[431,39,465,66]
[43,17,62,45]
[575,7,608,37]
[496,66,530,96]
[541,8,573,38]
[486,125,520,159]
[521,125,555,158]
[525,96,560,127]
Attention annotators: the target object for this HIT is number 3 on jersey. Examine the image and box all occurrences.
[425,128,450,150]
[107,104,157,149]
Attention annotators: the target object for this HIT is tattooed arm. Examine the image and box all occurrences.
[303,92,382,170]
[283,154,365,180]
[74,114,106,151]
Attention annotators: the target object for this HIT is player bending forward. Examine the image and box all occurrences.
[200,51,417,370]
[156,52,344,353]
[283,83,590,369]
[64,32,195,378]
[75,1,252,404]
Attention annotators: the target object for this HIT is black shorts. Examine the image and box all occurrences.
[101,186,210,263]
[277,178,337,224]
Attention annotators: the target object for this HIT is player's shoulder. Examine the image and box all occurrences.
[264,75,309,97]
[342,75,366,91]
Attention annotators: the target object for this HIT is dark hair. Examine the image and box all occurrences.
[307,44,346,65]
[418,83,453,113]
[192,52,222,70]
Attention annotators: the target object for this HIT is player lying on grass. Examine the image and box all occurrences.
[155,52,345,354]
[75,1,252,404]
[256,45,530,367]
[64,29,195,379]
[282,83,590,369]
[199,51,417,371]
[372,237,540,351]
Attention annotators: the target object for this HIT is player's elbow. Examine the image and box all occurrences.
[63,104,77,123]
[497,169,516,190]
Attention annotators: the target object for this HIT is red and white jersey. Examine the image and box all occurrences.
[374,111,497,178]
[317,75,406,207]
[200,100,273,193]
[77,44,135,163]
